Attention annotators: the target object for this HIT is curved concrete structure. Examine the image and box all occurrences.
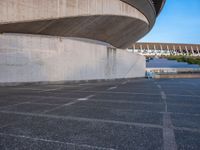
[0,0,165,84]
[0,33,146,84]
[0,0,165,48]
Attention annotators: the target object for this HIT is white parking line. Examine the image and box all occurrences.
[107,86,117,91]
[121,81,127,85]
[42,101,77,114]
[0,132,115,150]
[161,91,167,100]
[81,90,162,96]
[0,110,163,129]
[39,88,64,93]
[0,102,31,110]
[160,90,177,150]
[163,114,177,150]
[157,85,162,89]
[77,95,95,101]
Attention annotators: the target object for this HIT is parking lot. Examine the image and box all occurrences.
[0,78,200,150]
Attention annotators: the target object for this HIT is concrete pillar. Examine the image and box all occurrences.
[147,44,150,55]
[139,45,143,54]
[160,45,163,55]
[197,46,200,56]
[140,45,142,52]
[153,45,156,56]
[185,46,189,56]
[167,45,170,55]
[133,44,136,53]
[173,45,176,55]
[179,46,182,56]
[191,46,195,56]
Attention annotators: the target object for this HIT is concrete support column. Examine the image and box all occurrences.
[173,46,176,55]
[179,46,182,56]
[147,44,150,55]
[196,46,200,56]
[166,45,170,56]
[153,45,156,56]
[185,46,189,56]
[160,45,163,56]
[191,46,195,56]
[140,45,143,54]
[133,44,136,53]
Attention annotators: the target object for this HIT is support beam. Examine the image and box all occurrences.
[185,46,189,56]
[191,46,195,56]
[197,46,200,56]
[179,46,182,56]
[173,45,176,55]
[133,44,136,53]
[167,45,170,55]
[140,45,143,54]
[160,45,164,55]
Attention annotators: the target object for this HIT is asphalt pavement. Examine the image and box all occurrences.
[0,78,200,150]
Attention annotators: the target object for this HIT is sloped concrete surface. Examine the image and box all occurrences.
[0,78,200,149]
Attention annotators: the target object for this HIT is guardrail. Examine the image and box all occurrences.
[146,68,200,79]
[146,68,200,75]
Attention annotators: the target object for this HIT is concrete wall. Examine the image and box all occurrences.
[0,34,145,83]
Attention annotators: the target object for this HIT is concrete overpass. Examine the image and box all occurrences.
[131,42,200,56]
[0,0,165,84]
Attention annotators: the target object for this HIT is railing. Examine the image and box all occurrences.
[146,68,200,79]
[146,68,200,75]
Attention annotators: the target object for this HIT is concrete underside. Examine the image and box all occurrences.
[0,34,145,84]
[0,15,148,49]
[0,0,150,49]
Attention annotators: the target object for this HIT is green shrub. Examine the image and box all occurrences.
[166,56,200,66]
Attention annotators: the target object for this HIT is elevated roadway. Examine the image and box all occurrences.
[132,42,200,56]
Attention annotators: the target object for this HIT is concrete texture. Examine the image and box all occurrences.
[0,0,151,48]
[0,78,200,149]
[0,34,145,83]
[0,0,165,83]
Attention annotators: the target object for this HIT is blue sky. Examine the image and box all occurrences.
[140,0,200,44]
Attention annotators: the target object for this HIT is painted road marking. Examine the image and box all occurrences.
[0,110,197,133]
[0,132,114,150]
[161,91,167,100]
[163,113,177,150]
[77,95,95,101]
[107,86,117,91]
[122,81,127,85]
[42,101,77,114]
[160,90,177,150]
[157,85,162,89]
